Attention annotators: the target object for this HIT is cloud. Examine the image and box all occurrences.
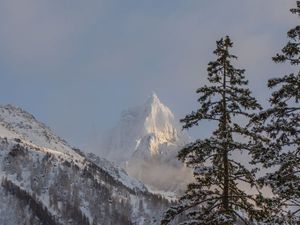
[0,0,298,147]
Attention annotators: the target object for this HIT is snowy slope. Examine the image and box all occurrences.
[86,152,147,192]
[0,104,172,225]
[100,94,193,194]
[102,93,189,162]
[0,105,74,155]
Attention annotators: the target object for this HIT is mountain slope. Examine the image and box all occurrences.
[0,104,172,225]
[0,105,74,155]
[102,93,189,161]
[100,94,193,194]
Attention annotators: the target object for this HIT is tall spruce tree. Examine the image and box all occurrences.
[251,2,300,224]
[161,36,267,225]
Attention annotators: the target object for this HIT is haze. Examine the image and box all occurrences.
[0,0,296,151]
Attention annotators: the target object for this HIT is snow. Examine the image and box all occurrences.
[99,93,193,194]
[0,104,169,224]
[146,186,177,202]
[0,136,164,224]
[101,93,189,163]
[86,153,147,192]
[0,105,75,155]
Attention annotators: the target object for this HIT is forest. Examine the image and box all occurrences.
[161,1,300,225]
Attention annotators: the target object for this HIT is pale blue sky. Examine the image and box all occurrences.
[0,0,297,150]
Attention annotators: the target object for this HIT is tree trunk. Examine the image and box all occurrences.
[222,50,230,212]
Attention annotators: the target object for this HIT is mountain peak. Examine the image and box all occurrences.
[144,92,174,120]
[98,94,192,193]
[147,92,160,104]
[1,104,35,120]
[0,104,73,154]
[102,93,189,163]
[143,96,175,137]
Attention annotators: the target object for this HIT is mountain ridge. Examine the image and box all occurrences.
[0,104,173,225]
[99,93,193,194]
[102,93,189,162]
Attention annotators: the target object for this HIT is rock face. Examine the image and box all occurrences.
[0,104,171,225]
[100,93,193,194]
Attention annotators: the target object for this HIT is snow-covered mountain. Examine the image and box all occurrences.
[0,105,74,155]
[0,104,173,225]
[100,93,193,194]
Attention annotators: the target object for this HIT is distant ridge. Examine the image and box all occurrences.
[100,93,193,194]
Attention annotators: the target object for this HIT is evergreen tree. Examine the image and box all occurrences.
[161,36,267,225]
[252,2,300,224]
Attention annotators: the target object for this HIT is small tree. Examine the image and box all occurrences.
[252,2,300,224]
[161,36,267,225]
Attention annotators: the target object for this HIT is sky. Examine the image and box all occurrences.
[0,0,297,151]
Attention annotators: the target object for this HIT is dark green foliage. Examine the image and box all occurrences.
[0,136,170,225]
[9,144,26,157]
[1,177,60,225]
[161,36,267,225]
[251,2,300,224]
[62,201,91,225]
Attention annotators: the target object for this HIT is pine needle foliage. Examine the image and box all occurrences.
[251,2,300,224]
[161,36,268,225]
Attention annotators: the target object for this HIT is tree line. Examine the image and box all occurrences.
[1,177,60,225]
